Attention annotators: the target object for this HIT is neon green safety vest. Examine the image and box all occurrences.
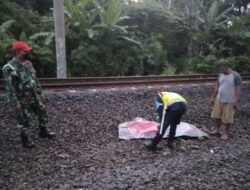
[159,92,187,107]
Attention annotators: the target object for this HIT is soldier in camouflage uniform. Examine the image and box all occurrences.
[2,41,55,148]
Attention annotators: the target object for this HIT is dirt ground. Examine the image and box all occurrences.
[0,84,249,190]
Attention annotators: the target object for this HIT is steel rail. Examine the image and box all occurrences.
[0,73,249,90]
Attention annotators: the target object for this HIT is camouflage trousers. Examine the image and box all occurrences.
[15,99,49,134]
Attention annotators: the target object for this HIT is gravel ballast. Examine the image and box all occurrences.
[0,84,249,190]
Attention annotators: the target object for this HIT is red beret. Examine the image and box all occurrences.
[12,41,32,53]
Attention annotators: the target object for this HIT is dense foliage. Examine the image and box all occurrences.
[0,0,250,77]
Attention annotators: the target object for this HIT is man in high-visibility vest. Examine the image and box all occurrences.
[145,92,187,151]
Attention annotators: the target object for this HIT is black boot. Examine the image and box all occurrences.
[144,134,162,151]
[39,127,55,138]
[167,142,174,150]
[167,137,175,150]
[21,132,35,148]
[144,141,157,151]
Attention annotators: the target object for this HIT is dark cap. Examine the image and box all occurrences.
[217,59,229,67]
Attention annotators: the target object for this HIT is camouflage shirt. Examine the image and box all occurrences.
[2,57,42,107]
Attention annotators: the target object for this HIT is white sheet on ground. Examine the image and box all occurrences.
[118,117,209,140]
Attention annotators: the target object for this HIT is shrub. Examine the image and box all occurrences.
[188,54,217,74]
[0,39,15,78]
[228,55,250,73]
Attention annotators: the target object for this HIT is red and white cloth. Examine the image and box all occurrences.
[118,117,209,140]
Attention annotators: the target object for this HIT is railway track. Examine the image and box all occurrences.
[0,73,250,90]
